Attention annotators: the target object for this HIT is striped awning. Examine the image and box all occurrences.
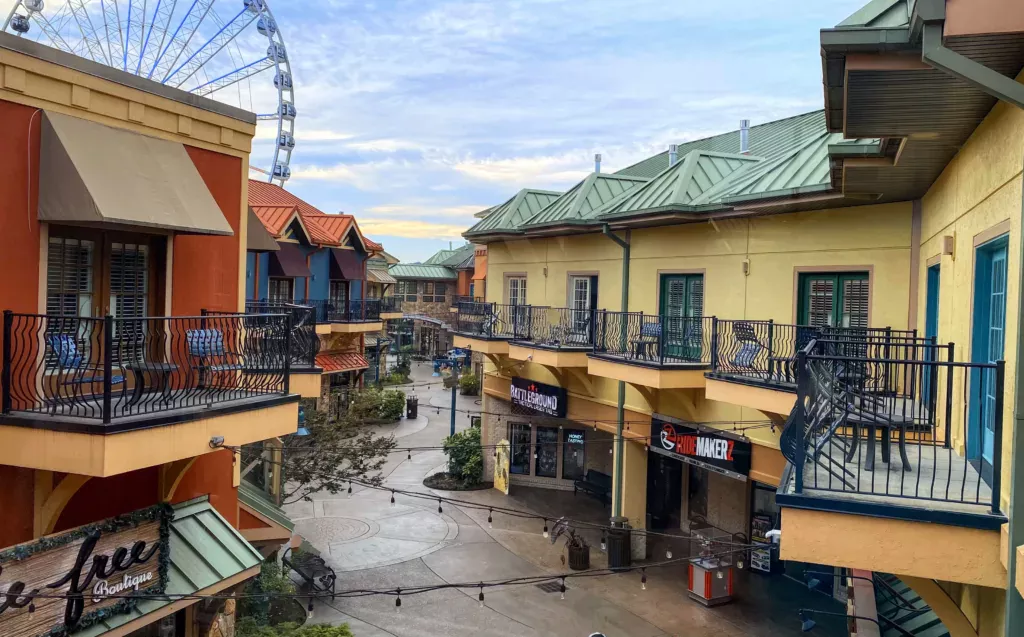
[316,352,369,374]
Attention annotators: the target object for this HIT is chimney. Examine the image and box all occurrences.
[740,119,750,155]
[668,144,679,167]
[594,153,602,173]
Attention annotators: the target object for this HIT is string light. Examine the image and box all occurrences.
[542,519,549,538]
[307,601,314,619]
[641,569,647,591]
[600,532,607,552]
[488,509,493,529]
[395,588,402,613]
[478,584,485,608]
[438,499,443,514]
[560,577,566,600]
[390,491,395,507]
[666,548,673,559]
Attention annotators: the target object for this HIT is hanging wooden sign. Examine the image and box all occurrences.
[0,504,171,637]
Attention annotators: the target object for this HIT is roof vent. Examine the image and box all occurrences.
[668,144,679,167]
[594,153,602,174]
[740,119,750,155]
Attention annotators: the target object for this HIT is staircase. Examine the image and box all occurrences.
[874,574,950,637]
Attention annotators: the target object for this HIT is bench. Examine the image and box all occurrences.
[573,469,612,506]
[283,543,336,599]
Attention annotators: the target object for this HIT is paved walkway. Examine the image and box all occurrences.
[283,361,844,637]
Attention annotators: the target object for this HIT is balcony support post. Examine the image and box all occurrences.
[944,343,954,449]
[283,312,292,395]
[102,315,113,424]
[602,224,630,521]
[793,348,808,494]
[992,360,1005,516]
[2,310,11,414]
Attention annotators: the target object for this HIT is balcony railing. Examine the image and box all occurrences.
[2,311,291,426]
[453,303,530,339]
[452,296,490,314]
[782,338,1004,517]
[379,296,402,314]
[296,298,382,323]
[592,311,714,365]
[515,307,597,350]
[242,302,320,370]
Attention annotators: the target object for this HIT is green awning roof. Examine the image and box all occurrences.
[239,482,295,533]
[522,173,649,228]
[464,188,563,236]
[388,263,458,280]
[836,0,909,28]
[73,498,262,636]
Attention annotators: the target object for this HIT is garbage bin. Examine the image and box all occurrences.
[406,396,418,419]
[607,520,631,569]
[470,415,482,428]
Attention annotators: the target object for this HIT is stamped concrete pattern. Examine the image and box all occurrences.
[283,360,843,637]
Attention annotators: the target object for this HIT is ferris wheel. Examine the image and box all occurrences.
[2,0,296,184]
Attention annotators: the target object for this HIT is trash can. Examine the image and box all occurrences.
[471,415,482,428]
[406,396,418,419]
[607,518,631,569]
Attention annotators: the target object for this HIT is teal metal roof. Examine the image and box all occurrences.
[465,188,563,236]
[434,243,475,267]
[836,0,909,28]
[423,249,458,265]
[616,110,828,179]
[523,173,649,227]
[388,263,458,280]
[601,151,762,216]
[239,481,295,532]
[74,498,262,636]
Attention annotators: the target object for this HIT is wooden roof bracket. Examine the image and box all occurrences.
[921,21,1024,111]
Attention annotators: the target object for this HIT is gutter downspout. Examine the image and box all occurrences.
[921,23,1024,111]
[602,224,630,522]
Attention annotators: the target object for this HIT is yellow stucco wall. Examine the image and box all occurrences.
[918,96,1023,514]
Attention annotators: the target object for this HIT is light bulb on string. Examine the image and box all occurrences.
[641,569,647,591]
[560,578,566,600]
[478,585,485,608]
[438,499,443,514]
[737,559,744,570]
[542,520,549,538]
[407,450,411,460]
[395,589,402,614]
[666,548,673,559]
[390,491,396,507]
[488,510,493,529]
[307,601,314,619]
[600,532,607,552]
[347,482,353,497]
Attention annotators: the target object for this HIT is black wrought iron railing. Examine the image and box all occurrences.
[783,338,1004,514]
[452,296,490,314]
[379,296,402,314]
[294,298,382,323]
[592,311,714,365]
[516,307,598,349]
[2,311,291,424]
[243,302,320,370]
[711,320,922,387]
[453,303,531,339]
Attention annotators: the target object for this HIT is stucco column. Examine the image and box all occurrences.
[612,438,647,559]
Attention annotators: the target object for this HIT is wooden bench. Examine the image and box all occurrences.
[283,543,336,599]
[573,469,612,506]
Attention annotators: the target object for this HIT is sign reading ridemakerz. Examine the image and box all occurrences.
[653,416,752,480]
[510,377,567,418]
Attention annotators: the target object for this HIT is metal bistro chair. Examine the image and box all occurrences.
[186,328,246,390]
[46,334,127,414]
[729,321,764,373]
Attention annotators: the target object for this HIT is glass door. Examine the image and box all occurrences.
[535,426,559,478]
[569,275,597,345]
[970,236,1008,479]
[923,264,940,405]
[659,274,703,361]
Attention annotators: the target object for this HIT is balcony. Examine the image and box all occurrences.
[242,302,322,398]
[300,298,384,333]
[0,311,300,476]
[588,311,713,388]
[451,303,529,354]
[775,338,1007,586]
[451,295,486,314]
[507,307,595,367]
[379,296,403,320]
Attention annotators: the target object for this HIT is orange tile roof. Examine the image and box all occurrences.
[303,213,351,247]
[248,179,378,251]
[316,352,369,374]
[251,205,299,237]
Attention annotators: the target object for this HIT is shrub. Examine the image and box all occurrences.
[379,389,406,421]
[443,427,483,484]
[237,560,295,626]
[459,372,480,396]
[236,619,354,637]
[347,387,405,423]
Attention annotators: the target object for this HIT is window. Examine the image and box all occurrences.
[109,243,149,320]
[797,273,869,328]
[535,426,559,478]
[269,278,294,304]
[397,280,417,302]
[423,282,448,303]
[569,275,598,340]
[562,429,586,480]
[509,423,531,474]
[330,280,348,307]
[46,237,94,317]
[660,274,704,361]
[507,277,527,306]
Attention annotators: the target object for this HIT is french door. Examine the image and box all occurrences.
[970,236,1008,481]
[797,272,869,329]
[660,274,703,360]
[923,264,940,405]
[568,275,597,344]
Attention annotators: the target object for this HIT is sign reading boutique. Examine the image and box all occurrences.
[0,504,170,637]
[510,377,567,418]
[653,415,752,480]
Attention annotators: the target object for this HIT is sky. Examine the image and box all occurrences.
[3,0,869,262]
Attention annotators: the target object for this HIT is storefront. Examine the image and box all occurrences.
[0,499,261,637]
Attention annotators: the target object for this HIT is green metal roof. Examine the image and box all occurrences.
[73,498,262,636]
[239,481,295,533]
[836,0,909,28]
[465,188,563,236]
[431,243,475,267]
[601,151,762,216]
[523,173,649,227]
[423,249,458,265]
[388,263,458,280]
[616,110,828,179]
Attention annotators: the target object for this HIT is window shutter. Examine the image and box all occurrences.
[842,278,869,328]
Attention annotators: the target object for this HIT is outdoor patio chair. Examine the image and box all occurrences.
[46,334,127,414]
[186,328,245,388]
[729,321,763,370]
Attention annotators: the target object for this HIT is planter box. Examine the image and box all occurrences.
[568,544,590,571]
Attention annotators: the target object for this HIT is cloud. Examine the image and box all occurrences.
[344,138,425,152]
[364,203,488,219]
[357,218,468,240]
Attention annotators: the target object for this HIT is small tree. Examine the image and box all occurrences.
[459,372,480,396]
[281,407,396,504]
[237,560,295,626]
[443,427,483,485]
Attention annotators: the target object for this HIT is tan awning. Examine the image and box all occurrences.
[247,208,280,252]
[367,268,397,285]
[38,111,234,235]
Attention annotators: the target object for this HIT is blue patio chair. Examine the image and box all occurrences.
[729,321,763,369]
[47,334,127,386]
[186,329,245,388]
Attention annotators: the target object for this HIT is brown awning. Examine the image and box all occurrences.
[247,208,280,252]
[269,242,311,277]
[38,111,234,235]
[472,253,487,280]
[367,268,397,285]
[330,248,364,280]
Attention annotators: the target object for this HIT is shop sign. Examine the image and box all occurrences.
[494,439,511,495]
[510,377,566,418]
[653,417,752,480]
[0,505,170,637]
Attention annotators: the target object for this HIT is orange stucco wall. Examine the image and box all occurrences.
[239,507,268,531]
[457,270,472,296]
[0,100,42,313]
[0,466,35,547]
[172,450,239,527]
[174,146,243,314]
[55,467,160,532]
